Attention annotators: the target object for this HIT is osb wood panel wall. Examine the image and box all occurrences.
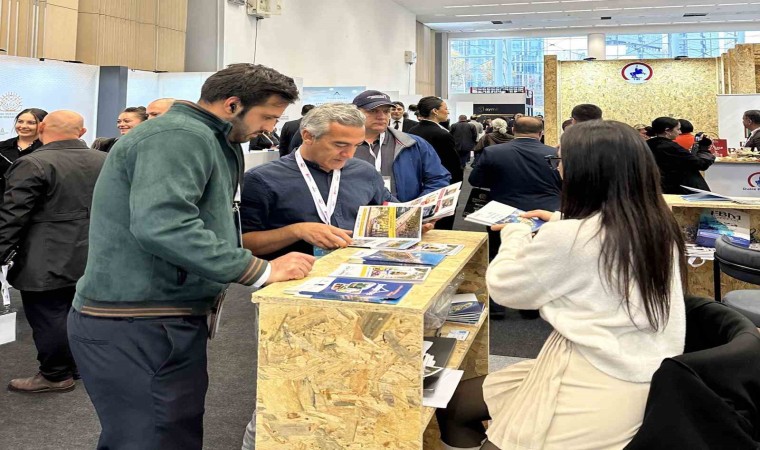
[544,55,559,147]
[725,44,758,94]
[556,58,721,139]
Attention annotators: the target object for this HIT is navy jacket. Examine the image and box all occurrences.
[469,137,561,212]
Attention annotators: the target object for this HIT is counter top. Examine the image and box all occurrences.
[715,158,760,164]
[664,194,760,210]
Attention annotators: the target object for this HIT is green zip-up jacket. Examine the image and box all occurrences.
[73,102,268,317]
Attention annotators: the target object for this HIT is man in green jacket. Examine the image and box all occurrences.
[68,64,315,450]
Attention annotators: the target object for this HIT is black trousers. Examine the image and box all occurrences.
[68,310,209,450]
[20,286,77,382]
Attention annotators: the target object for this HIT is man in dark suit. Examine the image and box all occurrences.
[469,116,561,319]
[450,115,478,169]
[390,101,417,132]
[0,111,106,393]
[278,104,314,157]
[743,110,760,150]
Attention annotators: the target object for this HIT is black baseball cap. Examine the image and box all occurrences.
[352,90,394,110]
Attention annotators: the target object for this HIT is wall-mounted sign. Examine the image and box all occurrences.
[473,104,526,115]
[621,62,653,84]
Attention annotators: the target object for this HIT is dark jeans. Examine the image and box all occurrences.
[459,151,471,169]
[20,286,77,382]
[68,310,209,450]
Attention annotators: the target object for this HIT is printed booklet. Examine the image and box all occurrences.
[329,263,431,283]
[387,182,462,223]
[695,208,751,248]
[351,249,446,267]
[447,293,485,325]
[408,242,464,256]
[464,201,545,232]
[285,277,413,304]
[350,206,422,250]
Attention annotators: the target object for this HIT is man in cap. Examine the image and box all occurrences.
[352,90,450,202]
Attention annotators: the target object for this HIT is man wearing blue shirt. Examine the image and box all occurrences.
[241,103,394,259]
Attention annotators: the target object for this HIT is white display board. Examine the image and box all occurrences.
[717,94,760,148]
[0,55,100,143]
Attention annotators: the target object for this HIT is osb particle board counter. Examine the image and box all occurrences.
[251,230,490,449]
[665,194,760,298]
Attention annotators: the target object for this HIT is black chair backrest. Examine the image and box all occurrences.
[715,235,760,286]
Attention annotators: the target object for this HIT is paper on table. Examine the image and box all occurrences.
[423,340,433,353]
[422,368,464,408]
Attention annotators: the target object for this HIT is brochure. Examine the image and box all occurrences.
[387,182,462,223]
[447,293,485,325]
[350,206,422,249]
[695,208,751,248]
[464,201,545,231]
[329,263,431,283]
[680,186,760,205]
[408,242,464,256]
[286,277,413,304]
[351,249,446,267]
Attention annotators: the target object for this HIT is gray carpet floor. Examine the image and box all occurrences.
[0,165,551,449]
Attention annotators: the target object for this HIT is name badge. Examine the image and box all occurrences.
[382,176,392,191]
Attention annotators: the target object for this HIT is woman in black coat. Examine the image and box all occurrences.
[646,117,715,194]
[407,97,462,230]
[0,108,48,195]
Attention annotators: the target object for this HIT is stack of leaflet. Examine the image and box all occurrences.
[408,242,464,256]
[695,208,751,248]
[464,201,545,231]
[685,244,715,261]
[349,206,423,250]
[285,277,413,304]
[329,263,431,283]
[680,186,760,206]
[447,293,485,325]
[351,249,446,267]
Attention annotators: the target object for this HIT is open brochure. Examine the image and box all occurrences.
[464,201,545,231]
[408,242,464,256]
[350,249,446,267]
[285,277,413,304]
[680,186,760,205]
[387,182,462,223]
[350,206,422,250]
[329,263,431,283]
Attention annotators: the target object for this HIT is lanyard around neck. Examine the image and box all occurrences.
[294,149,341,225]
[368,132,386,172]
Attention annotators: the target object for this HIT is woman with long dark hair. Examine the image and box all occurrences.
[436,121,687,450]
[407,97,461,230]
[646,116,714,194]
[0,108,48,194]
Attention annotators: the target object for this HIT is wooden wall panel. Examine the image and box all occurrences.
[727,44,757,94]
[75,12,98,64]
[15,0,32,57]
[158,0,186,31]
[42,3,78,61]
[136,0,156,24]
[135,23,156,71]
[415,21,435,96]
[48,0,79,9]
[78,0,100,14]
[156,26,184,72]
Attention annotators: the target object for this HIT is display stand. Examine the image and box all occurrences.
[665,194,760,298]
[251,230,490,449]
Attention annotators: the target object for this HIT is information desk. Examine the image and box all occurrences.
[703,160,760,197]
[665,194,760,298]
[251,230,490,449]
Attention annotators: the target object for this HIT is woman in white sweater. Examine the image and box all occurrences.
[437,120,688,450]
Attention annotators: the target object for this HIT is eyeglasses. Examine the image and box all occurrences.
[545,155,562,170]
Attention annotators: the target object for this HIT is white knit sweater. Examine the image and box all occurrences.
[487,214,685,382]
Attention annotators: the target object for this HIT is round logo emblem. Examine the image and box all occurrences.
[747,172,760,188]
[621,63,653,84]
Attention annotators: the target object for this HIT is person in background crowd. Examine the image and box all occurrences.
[633,123,650,140]
[437,120,686,450]
[0,108,48,195]
[450,114,478,170]
[647,116,715,194]
[483,118,493,134]
[408,96,462,230]
[249,130,280,150]
[470,116,484,139]
[507,113,524,135]
[674,119,696,150]
[470,116,560,321]
[742,110,760,150]
[562,119,574,132]
[472,118,514,168]
[571,104,603,123]
[92,106,148,153]
[278,104,315,157]
[351,90,450,203]
[68,64,315,450]
[408,104,420,120]
[1,110,106,394]
[390,101,417,132]
[146,98,175,119]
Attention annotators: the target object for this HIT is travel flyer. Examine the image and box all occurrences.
[464,201,544,232]
[330,263,431,283]
[286,277,413,304]
[351,249,446,267]
[350,206,423,249]
[387,182,462,223]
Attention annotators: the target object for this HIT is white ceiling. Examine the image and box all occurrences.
[393,0,760,35]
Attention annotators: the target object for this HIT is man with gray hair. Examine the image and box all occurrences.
[240,103,394,259]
